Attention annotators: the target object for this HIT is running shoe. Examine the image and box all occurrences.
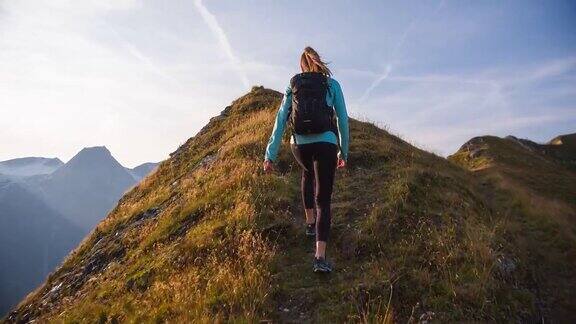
[313,257,333,273]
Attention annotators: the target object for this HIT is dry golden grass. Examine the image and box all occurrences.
[449,134,576,321]
[6,87,576,323]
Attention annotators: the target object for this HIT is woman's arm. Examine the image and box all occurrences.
[264,84,292,162]
[332,79,349,161]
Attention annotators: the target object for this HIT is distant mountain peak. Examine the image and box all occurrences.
[0,147,159,315]
[83,145,108,151]
[0,157,63,177]
[76,146,112,156]
[0,156,61,166]
[63,146,117,168]
[126,162,160,181]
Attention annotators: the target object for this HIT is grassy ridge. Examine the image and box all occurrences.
[449,135,576,321]
[5,87,575,322]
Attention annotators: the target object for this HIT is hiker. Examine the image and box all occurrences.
[263,46,349,273]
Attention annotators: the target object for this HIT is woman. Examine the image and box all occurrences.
[263,46,349,273]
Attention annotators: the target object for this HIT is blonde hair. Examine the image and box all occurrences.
[300,46,332,76]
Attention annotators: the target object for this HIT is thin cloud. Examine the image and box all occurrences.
[194,0,250,90]
[414,109,576,149]
[358,57,576,156]
[107,26,183,88]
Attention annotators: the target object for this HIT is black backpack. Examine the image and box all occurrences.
[288,72,338,136]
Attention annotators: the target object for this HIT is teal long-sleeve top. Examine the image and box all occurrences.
[264,76,349,162]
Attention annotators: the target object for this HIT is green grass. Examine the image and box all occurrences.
[449,136,576,321]
[7,87,576,323]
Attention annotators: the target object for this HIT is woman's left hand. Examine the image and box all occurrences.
[263,159,275,173]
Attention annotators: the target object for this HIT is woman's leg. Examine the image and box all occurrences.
[312,143,338,258]
[291,144,315,224]
[304,208,315,225]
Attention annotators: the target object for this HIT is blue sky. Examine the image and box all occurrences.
[1,0,575,166]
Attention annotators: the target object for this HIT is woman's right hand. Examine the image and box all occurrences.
[337,158,346,169]
[263,159,275,173]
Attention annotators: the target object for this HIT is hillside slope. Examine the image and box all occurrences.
[548,133,576,168]
[449,134,576,320]
[450,134,576,207]
[5,87,576,322]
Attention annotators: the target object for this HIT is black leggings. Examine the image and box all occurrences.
[290,142,338,242]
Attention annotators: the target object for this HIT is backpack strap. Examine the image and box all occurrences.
[286,78,297,145]
[286,103,297,145]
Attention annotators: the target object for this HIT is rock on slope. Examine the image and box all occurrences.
[5,87,576,322]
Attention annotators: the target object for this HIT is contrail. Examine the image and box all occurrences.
[358,65,392,103]
[194,0,250,90]
[358,0,446,104]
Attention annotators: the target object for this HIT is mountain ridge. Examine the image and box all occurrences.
[5,87,575,322]
[37,146,141,230]
[449,132,576,320]
[126,162,159,182]
[450,133,576,205]
[0,157,63,177]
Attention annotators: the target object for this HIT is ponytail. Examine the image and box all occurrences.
[300,46,332,76]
